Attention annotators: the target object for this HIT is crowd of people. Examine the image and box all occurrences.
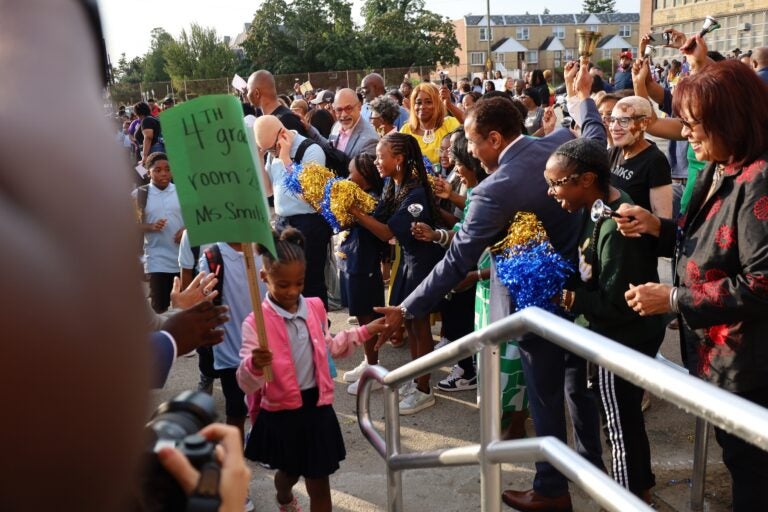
[9,1,767,510]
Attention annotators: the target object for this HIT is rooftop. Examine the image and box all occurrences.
[465,13,640,26]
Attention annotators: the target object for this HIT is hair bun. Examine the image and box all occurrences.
[279,227,305,248]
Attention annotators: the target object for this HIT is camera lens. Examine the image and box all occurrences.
[147,391,217,442]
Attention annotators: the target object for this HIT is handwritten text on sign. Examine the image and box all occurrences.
[160,95,275,254]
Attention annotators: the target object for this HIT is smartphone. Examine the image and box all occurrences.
[648,32,672,46]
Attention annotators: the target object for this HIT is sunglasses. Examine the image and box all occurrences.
[545,173,581,189]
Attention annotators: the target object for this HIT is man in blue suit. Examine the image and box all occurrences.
[376,63,605,511]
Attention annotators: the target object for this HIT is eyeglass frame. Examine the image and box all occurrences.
[333,103,359,115]
[545,172,582,189]
[264,128,283,155]
[678,116,702,131]
[607,115,647,128]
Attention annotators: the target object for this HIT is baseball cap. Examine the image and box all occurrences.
[620,51,633,59]
[310,90,335,105]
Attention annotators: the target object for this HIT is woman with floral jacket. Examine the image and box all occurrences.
[617,60,768,512]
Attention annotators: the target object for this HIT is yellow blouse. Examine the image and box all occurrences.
[400,116,461,164]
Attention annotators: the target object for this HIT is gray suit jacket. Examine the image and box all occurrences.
[329,118,379,158]
[402,99,607,319]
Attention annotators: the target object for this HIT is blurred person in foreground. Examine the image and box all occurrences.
[619,59,768,511]
[0,2,250,510]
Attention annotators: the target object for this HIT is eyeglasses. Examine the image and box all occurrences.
[545,173,581,189]
[679,117,701,130]
[608,115,646,128]
[333,104,357,115]
[264,129,282,155]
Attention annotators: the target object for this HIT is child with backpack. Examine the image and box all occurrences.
[237,228,385,512]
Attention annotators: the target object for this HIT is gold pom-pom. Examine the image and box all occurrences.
[329,180,376,229]
[491,212,548,255]
[298,163,335,210]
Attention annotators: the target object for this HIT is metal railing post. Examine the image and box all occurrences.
[690,418,710,511]
[384,385,403,511]
[478,344,502,511]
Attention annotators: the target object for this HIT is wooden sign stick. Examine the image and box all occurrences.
[242,242,273,382]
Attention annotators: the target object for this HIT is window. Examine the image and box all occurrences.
[527,50,539,64]
[495,52,505,64]
[619,25,631,37]
[516,27,530,40]
[589,25,598,32]
[564,48,575,60]
[470,52,486,66]
[553,26,565,39]
[479,27,493,41]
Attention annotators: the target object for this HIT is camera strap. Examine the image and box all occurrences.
[186,461,221,512]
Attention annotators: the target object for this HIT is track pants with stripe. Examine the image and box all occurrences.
[598,366,655,496]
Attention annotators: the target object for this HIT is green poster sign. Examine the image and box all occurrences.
[160,95,275,256]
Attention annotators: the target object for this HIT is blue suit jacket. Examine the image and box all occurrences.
[402,99,607,319]
[151,331,175,388]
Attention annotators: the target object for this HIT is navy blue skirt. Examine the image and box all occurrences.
[244,388,346,478]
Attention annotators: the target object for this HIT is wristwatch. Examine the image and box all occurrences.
[400,305,414,320]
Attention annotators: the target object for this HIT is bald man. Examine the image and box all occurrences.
[247,69,307,136]
[360,73,409,129]
[253,115,332,307]
[329,88,379,158]
[752,47,768,83]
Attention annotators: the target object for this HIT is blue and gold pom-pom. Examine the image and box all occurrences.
[492,212,573,312]
[284,162,335,210]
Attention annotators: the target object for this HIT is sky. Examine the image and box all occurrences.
[101,0,639,62]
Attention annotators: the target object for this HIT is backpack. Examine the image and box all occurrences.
[135,184,150,223]
[197,244,225,378]
[294,139,350,178]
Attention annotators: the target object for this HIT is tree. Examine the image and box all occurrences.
[164,24,237,86]
[582,0,616,13]
[361,0,460,68]
[543,8,550,14]
[114,53,145,83]
[143,28,174,82]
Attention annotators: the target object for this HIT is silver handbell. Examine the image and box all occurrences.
[591,199,636,222]
[407,203,424,219]
[700,16,721,37]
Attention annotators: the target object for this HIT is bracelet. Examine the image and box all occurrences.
[476,269,482,281]
[669,286,680,314]
[400,305,414,320]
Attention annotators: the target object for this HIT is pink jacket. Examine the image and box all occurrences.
[237,296,370,414]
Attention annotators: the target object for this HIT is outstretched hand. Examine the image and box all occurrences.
[162,301,229,356]
[372,306,405,350]
[171,271,219,309]
[625,283,672,316]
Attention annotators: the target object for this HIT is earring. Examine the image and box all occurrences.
[396,163,401,173]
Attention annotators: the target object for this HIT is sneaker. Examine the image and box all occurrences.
[197,374,214,395]
[343,359,370,383]
[399,380,417,399]
[347,378,382,395]
[399,387,436,415]
[347,316,359,325]
[278,496,302,512]
[437,365,478,392]
[434,337,449,350]
[245,496,255,512]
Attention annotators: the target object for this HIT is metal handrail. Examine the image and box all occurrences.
[356,306,768,511]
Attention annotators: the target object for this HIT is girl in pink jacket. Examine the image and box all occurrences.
[237,228,385,512]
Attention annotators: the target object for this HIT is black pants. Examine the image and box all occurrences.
[148,272,178,313]
[715,386,768,512]
[440,286,476,375]
[598,366,655,496]
[279,213,332,309]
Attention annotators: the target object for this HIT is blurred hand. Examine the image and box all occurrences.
[372,306,405,350]
[632,58,650,85]
[625,283,672,316]
[541,107,556,135]
[663,28,688,49]
[432,177,452,199]
[150,219,167,232]
[439,85,452,103]
[411,221,437,242]
[639,34,652,61]
[614,204,661,238]
[162,301,229,356]
[171,271,219,310]
[174,228,185,245]
[575,57,594,100]
[250,347,273,370]
[364,317,388,336]
[158,424,251,512]
[564,60,578,83]
[681,34,710,73]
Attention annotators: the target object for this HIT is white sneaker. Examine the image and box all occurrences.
[244,496,254,512]
[437,365,478,392]
[399,387,436,415]
[434,337,449,350]
[347,378,382,395]
[399,380,417,399]
[343,359,370,383]
[347,316,359,325]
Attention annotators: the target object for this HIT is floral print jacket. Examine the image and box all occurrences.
[658,152,768,392]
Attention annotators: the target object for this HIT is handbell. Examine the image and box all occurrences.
[407,203,424,219]
[576,29,602,58]
[590,199,635,222]
[700,16,721,37]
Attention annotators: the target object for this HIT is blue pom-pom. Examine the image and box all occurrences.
[423,156,436,175]
[319,178,343,233]
[494,241,573,313]
[283,163,304,197]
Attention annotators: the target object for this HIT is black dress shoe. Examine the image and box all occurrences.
[501,489,573,511]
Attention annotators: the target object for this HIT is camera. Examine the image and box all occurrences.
[648,31,672,46]
[137,391,220,512]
